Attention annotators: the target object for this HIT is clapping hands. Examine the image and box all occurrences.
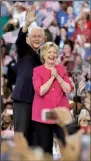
[51,68,58,78]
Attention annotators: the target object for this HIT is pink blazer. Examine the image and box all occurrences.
[32,65,74,124]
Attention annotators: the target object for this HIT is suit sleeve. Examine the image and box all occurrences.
[32,68,43,95]
[16,28,28,58]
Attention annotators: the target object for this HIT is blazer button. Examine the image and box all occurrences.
[52,88,55,91]
[53,98,55,100]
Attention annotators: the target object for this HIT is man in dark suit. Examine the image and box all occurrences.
[11,6,44,145]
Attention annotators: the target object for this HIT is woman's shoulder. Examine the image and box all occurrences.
[56,64,66,71]
[33,65,44,72]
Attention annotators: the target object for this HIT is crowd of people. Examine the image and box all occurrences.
[1,1,91,161]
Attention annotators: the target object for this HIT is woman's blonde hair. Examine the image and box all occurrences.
[40,42,59,64]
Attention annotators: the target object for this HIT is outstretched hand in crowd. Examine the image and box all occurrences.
[58,129,84,161]
[53,108,85,161]
[4,132,53,161]
[54,107,73,127]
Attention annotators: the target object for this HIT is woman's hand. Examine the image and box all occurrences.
[51,68,58,78]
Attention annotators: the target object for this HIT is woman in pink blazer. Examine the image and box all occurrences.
[32,42,74,154]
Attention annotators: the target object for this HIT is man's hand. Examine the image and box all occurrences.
[26,5,37,25]
[22,5,38,32]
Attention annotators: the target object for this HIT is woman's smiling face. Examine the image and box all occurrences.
[44,46,58,65]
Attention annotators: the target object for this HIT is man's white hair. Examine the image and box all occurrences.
[28,22,45,37]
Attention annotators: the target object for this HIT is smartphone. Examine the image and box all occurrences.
[41,109,57,121]
[6,109,13,115]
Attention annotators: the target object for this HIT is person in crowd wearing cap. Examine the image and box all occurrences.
[11,6,44,146]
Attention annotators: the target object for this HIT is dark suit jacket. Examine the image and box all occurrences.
[11,28,42,103]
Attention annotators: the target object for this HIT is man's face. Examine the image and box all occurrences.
[62,2,68,11]
[28,29,44,50]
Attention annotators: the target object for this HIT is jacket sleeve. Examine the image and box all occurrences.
[32,68,43,95]
[16,28,28,58]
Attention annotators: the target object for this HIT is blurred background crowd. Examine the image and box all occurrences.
[1,1,91,161]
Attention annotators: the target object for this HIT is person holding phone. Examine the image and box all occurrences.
[32,42,74,154]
